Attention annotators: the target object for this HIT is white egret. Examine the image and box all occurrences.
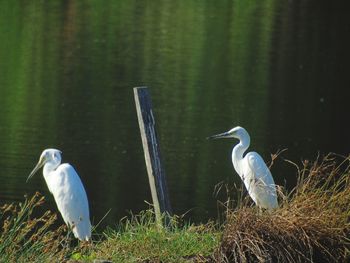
[208,126,278,210]
[27,148,91,241]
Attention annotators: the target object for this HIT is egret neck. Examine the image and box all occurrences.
[43,158,60,175]
[232,129,250,175]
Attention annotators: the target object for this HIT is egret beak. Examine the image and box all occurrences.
[207,131,231,140]
[26,157,46,182]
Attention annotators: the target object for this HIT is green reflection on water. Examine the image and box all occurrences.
[0,0,347,227]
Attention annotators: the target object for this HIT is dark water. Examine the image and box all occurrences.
[0,1,349,229]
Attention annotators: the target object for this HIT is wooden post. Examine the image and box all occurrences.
[133,87,172,226]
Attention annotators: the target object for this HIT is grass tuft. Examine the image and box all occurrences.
[89,210,221,262]
[216,153,350,263]
[0,192,69,262]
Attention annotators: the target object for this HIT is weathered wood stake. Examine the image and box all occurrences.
[133,87,172,226]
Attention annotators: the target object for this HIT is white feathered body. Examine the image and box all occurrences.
[44,163,91,241]
[233,151,278,210]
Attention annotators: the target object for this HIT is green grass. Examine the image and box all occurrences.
[1,153,350,262]
[89,211,220,262]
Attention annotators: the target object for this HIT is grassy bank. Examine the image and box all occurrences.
[218,154,350,262]
[88,212,220,262]
[0,194,221,262]
[1,154,349,262]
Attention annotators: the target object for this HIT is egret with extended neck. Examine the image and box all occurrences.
[209,126,278,210]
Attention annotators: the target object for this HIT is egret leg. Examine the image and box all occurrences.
[66,227,71,240]
[61,225,73,250]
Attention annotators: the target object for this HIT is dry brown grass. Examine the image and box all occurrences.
[0,192,69,262]
[216,154,350,263]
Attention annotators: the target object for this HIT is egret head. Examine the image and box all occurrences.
[26,149,62,182]
[207,126,249,140]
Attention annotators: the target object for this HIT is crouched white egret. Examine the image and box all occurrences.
[208,126,278,210]
[27,148,91,241]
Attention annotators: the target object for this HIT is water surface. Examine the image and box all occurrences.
[0,1,349,228]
